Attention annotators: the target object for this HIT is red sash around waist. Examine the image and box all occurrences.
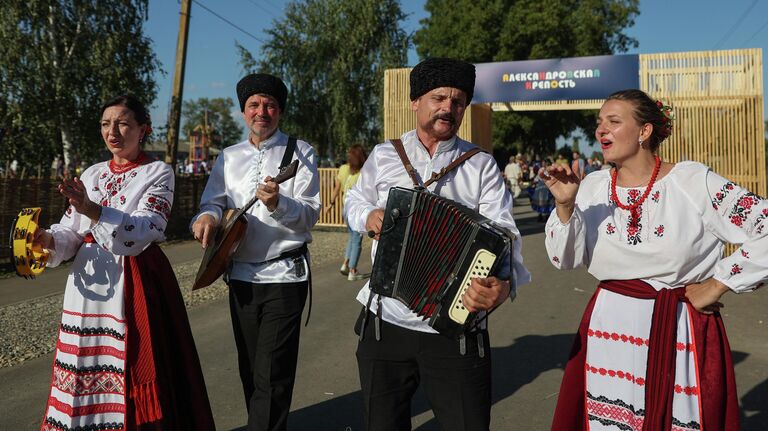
[551,279,740,431]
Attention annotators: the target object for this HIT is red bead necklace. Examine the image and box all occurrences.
[109,151,147,174]
[610,154,662,212]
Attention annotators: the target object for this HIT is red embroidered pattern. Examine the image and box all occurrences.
[588,328,694,351]
[587,398,644,430]
[606,223,616,235]
[46,395,125,416]
[62,309,125,323]
[587,392,701,431]
[741,249,750,258]
[99,169,139,207]
[711,182,735,210]
[585,363,699,396]
[730,264,742,275]
[552,256,560,264]
[654,225,665,237]
[144,193,172,221]
[57,340,125,359]
[752,208,768,234]
[52,364,125,396]
[651,190,661,203]
[729,193,759,227]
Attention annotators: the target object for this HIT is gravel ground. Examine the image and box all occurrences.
[0,229,367,369]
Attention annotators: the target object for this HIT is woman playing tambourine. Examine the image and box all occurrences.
[34,95,214,430]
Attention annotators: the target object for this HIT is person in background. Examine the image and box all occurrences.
[531,158,556,221]
[324,144,368,281]
[504,154,523,199]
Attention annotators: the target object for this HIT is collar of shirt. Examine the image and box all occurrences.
[403,130,458,158]
[247,129,285,153]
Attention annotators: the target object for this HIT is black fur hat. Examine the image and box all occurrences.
[409,58,475,103]
[236,73,288,112]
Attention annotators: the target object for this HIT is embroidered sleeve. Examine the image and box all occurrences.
[544,205,588,270]
[46,169,105,266]
[90,165,174,256]
[704,170,768,293]
[47,204,86,267]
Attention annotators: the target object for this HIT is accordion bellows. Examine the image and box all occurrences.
[370,187,514,338]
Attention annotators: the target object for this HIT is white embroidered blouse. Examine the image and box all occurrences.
[47,159,173,265]
[545,161,768,292]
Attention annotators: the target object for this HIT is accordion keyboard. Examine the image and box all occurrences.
[449,249,497,323]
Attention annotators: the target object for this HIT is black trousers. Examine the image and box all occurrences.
[355,310,492,431]
[228,280,308,431]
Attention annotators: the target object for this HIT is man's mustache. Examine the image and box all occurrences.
[432,113,455,124]
[251,115,272,123]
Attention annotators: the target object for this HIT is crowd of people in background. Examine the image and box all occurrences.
[502,150,609,221]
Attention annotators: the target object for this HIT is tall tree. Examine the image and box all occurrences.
[237,0,410,159]
[181,97,242,149]
[0,1,161,174]
[414,0,639,157]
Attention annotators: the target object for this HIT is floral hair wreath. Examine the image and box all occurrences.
[656,100,675,134]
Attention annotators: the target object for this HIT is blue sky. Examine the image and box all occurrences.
[145,0,768,143]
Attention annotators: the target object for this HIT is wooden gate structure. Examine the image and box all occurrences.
[319,48,764,228]
[381,48,765,198]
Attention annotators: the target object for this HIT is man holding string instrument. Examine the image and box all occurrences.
[191,73,320,431]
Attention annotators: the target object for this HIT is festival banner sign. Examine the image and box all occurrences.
[473,54,639,104]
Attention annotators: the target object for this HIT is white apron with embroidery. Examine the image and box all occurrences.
[545,161,768,430]
[41,159,173,431]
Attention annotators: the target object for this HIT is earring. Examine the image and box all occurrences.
[638,139,643,148]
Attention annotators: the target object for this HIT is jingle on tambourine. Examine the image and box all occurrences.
[10,207,50,279]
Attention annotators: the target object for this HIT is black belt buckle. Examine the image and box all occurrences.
[293,256,306,278]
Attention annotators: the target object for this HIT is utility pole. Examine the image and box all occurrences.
[164,0,192,169]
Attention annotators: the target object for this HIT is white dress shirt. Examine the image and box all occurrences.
[345,130,531,333]
[192,130,321,283]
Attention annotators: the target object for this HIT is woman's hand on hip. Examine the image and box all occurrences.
[685,278,730,314]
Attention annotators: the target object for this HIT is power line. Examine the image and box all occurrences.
[742,17,768,46]
[713,0,759,49]
[244,0,280,18]
[191,0,265,43]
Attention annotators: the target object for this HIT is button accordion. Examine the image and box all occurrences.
[369,187,514,338]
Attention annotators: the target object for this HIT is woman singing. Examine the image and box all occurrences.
[545,89,761,430]
[35,95,215,430]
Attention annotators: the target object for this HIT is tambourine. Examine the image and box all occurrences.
[10,207,50,278]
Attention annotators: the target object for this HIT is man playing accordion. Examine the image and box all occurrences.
[345,57,531,430]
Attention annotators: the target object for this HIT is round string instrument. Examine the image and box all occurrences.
[10,207,50,278]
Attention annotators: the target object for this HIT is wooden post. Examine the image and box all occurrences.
[164,0,192,169]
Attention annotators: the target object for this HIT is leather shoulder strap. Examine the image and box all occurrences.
[390,138,420,188]
[423,147,484,188]
[280,136,298,169]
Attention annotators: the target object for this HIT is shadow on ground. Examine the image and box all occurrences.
[231,333,574,430]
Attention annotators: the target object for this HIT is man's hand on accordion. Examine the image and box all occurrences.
[365,208,385,240]
[462,277,511,312]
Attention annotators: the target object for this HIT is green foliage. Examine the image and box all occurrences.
[414,0,639,157]
[0,1,161,174]
[181,97,242,149]
[237,0,410,159]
